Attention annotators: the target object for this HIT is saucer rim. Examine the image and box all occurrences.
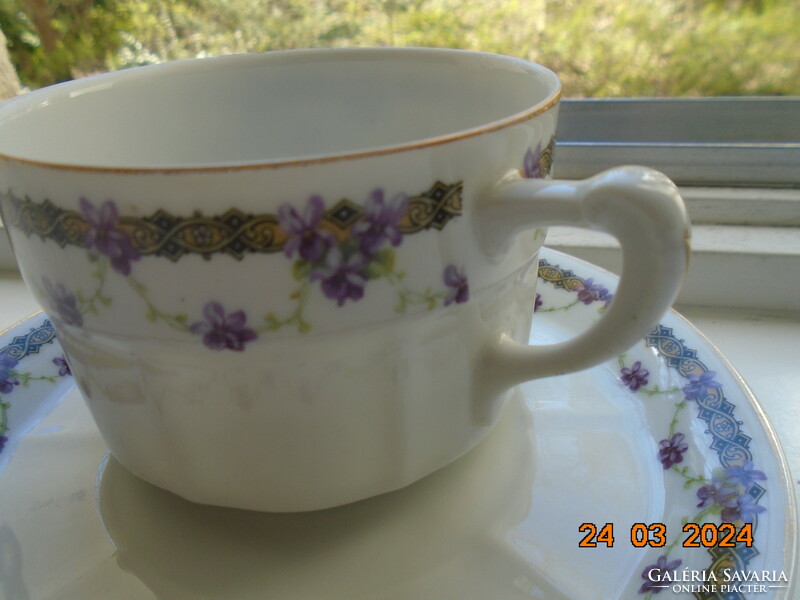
[537,249,798,594]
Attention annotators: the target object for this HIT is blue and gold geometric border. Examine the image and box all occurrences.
[0,318,57,362]
[538,259,765,600]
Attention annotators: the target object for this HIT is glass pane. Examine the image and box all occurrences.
[555,98,800,187]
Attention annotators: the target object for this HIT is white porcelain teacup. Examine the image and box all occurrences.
[0,48,689,511]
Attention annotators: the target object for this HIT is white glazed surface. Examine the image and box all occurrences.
[59,261,538,511]
[0,250,794,599]
[0,48,688,510]
[0,49,559,168]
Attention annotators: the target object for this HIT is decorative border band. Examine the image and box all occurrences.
[0,318,57,363]
[2,181,463,261]
[645,326,757,475]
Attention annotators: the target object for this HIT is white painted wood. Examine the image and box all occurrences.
[546,225,800,311]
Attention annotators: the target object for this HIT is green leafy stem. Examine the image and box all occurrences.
[9,370,58,387]
[127,275,193,332]
[72,249,448,337]
[262,281,313,334]
[536,298,580,313]
[0,400,9,437]
[1,368,64,439]
[76,256,112,316]
[538,299,608,315]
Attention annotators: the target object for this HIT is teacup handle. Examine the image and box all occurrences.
[476,166,690,403]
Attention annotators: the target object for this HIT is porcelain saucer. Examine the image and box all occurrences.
[0,249,795,600]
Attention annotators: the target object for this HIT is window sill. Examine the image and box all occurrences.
[546,223,799,313]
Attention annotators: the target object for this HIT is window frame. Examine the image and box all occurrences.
[546,97,800,312]
[555,97,800,194]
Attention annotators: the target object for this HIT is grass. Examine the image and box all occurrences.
[112,0,800,97]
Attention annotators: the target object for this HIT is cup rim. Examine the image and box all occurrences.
[0,47,561,174]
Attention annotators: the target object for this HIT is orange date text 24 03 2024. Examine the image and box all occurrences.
[578,522,754,549]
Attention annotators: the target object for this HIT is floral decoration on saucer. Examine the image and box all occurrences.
[538,258,770,600]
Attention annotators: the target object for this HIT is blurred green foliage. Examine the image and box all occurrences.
[1,0,797,96]
[0,0,134,85]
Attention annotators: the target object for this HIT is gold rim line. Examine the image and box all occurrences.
[0,309,45,339]
[0,91,561,175]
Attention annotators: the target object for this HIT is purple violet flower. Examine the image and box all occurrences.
[638,555,682,594]
[310,247,368,306]
[534,293,543,312]
[725,461,767,490]
[682,371,720,401]
[696,476,739,509]
[576,278,612,305]
[0,435,7,452]
[523,143,545,179]
[722,493,767,524]
[278,195,335,263]
[80,198,140,276]
[53,356,72,377]
[657,432,689,469]
[443,265,469,306]
[190,302,257,351]
[42,278,83,327]
[0,355,20,394]
[621,360,649,391]
[352,189,408,255]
